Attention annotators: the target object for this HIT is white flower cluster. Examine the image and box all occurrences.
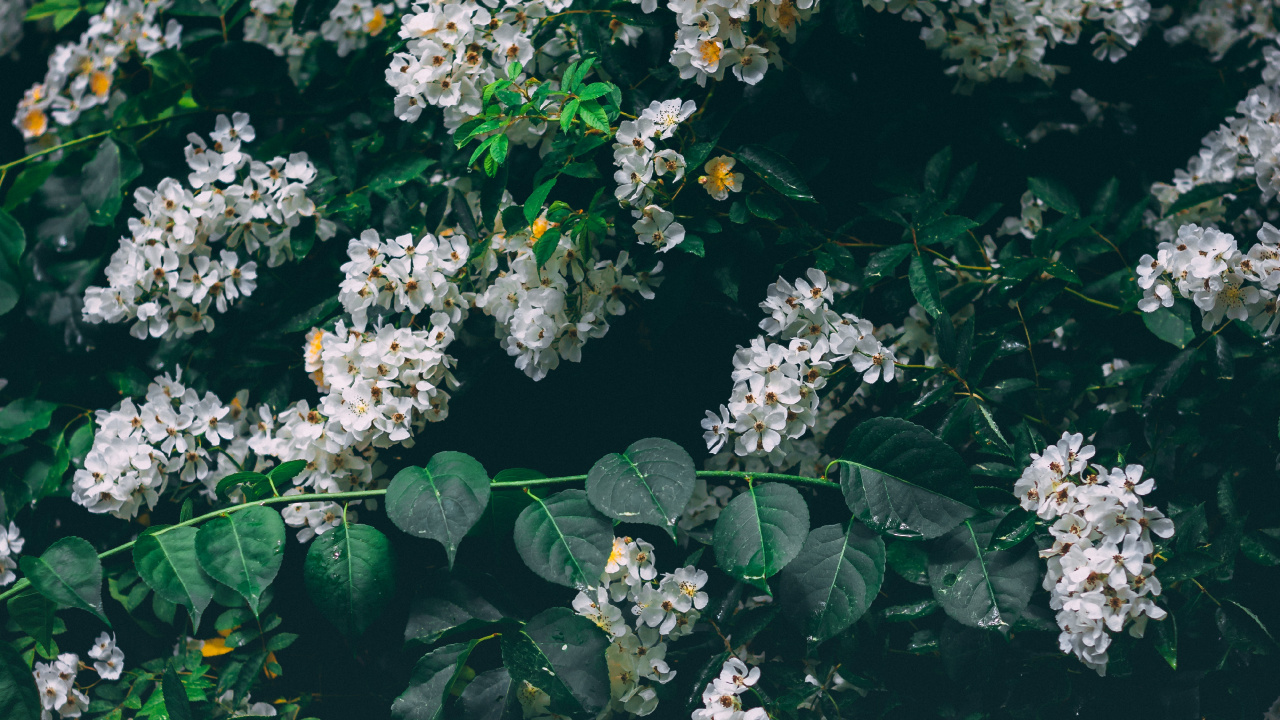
[320,0,404,56]
[572,537,707,716]
[87,632,125,681]
[12,0,181,140]
[0,521,22,586]
[869,0,1156,91]
[35,634,127,719]
[1148,46,1280,242]
[1164,0,1278,61]
[72,371,256,519]
[472,213,662,380]
[245,0,318,75]
[384,0,574,135]
[691,656,768,720]
[81,113,333,340]
[245,0,405,70]
[612,98,696,252]
[702,268,896,463]
[624,0,795,86]
[1134,222,1280,334]
[1013,432,1174,675]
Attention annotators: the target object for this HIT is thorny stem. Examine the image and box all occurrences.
[0,471,837,605]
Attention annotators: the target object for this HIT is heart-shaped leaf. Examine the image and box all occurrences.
[500,608,610,719]
[194,506,286,615]
[780,521,885,644]
[838,417,976,539]
[134,527,217,631]
[304,522,396,637]
[386,451,490,568]
[585,437,696,536]
[513,489,612,589]
[713,482,810,593]
[21,536,107,625]
[926,513,1039,629]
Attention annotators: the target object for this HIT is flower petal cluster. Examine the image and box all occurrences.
[703,268,896,463]
[34,653,89,719]
[1014,432,1174,675]
[1134,222,1280,334]
[13,0,181,140]
[572,537,705,716]
[628,0,797,86]
[87,632,125,681]
[82,114,332,340]
[0,521,23,586]
[612,98,696,251]
[691,656,767,720]
[1164,0,1279,61]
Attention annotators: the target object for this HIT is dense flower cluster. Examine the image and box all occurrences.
[384,0,574,135]
[702,268,896,463]
[1149,46,1280,243]
[12,0,181,141]
[867,0,1157,91]
[613,98,696,251]
[0,521,22,587]
[1164,0,1278,60]
[472,209,662,380]
[691,656,768,720]
[625,0,795,86]
[81,114,333,340]
[34,633,126,719]
[1014,432,1174,675]
[245,0,405,75]
[72,371,256,519]
[571,537,706,716]
[1134,222,1280,334]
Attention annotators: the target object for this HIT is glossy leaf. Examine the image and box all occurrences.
[908,254,945,319]
[712,482,810,593]
[134,527,217,630]
[513,489,612,589]
[0,640,40,720]
[194,506,286,615]
[780,521,885,644]
[21,536,108,624]
[0,399,56,444]
[837,417,976,539]
[736,145,815,202]
[304,523,395,637]
[585,437,696,536]
[386,451,490,567]
[927,514,1038,629]
[391,639,484,720]
[500,608,610,719]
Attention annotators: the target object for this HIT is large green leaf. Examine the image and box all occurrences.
[735,145,815,202]
[133,527,217,631]
[1027,176,1079,217]
[499,608,609,719]
[712,482,810,593]
[0,399,56,444]
[585,437,696,537]
[404,577,504,646]
[926,514,1038,629]
[837,417,976,539]
[458,668,517,720]
[513,489,612,589]
[7,592,56,652]
[304,523,395,637]
[162,665,194,720]
[0,640,40,720]
[390,639,485,720]
[21,536,108,624]
[386,451,490,568]
[780,521,885,644]
[194,506,285,615]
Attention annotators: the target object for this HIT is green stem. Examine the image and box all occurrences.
[0,113,208,172]
[0,470,835,604]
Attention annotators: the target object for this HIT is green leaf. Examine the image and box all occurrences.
[391,639,485,720]
[885,540,929,585]
[368,156,435,196]
[924,146,951,196]
[458,668,517,720]
[863,244,913,282]
[194,506,286,615]
[746,194,784,221]
[1027,176,1080,217]
[513,489,612,589]
[779,521,885,644]
[1241,529,1280,566]
[532,227,562,269]
[162,666,194,720]
[0,281,20,317]
[404,579,504,646]
[837,417,976,539]
[918,216,976,245]
[1156,550,1220,582]
[0,399,56,444]
[1142,306,1195,349]
[736,145,815,202]
[908,254,945,319]
[214,471,272,501]
[987,507,1035,551]
[560,98,581,132]
[1164,181,1238,217]
[304,523,395,637]
[926,514,1038,629]
[712,482,810,593]
[24,0,77,20]
[0,639,40,720]
[1153,614,1177,670]
[524,178,557,225]
[585,437,696,537]
[7,592,56,652]
[3,164,55,212]
[385,451,491,568]
[500,608,610,719]
[577,100,609,133]
[21,537,108,625]
[133,527,217,631]
[268,459,307,485]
